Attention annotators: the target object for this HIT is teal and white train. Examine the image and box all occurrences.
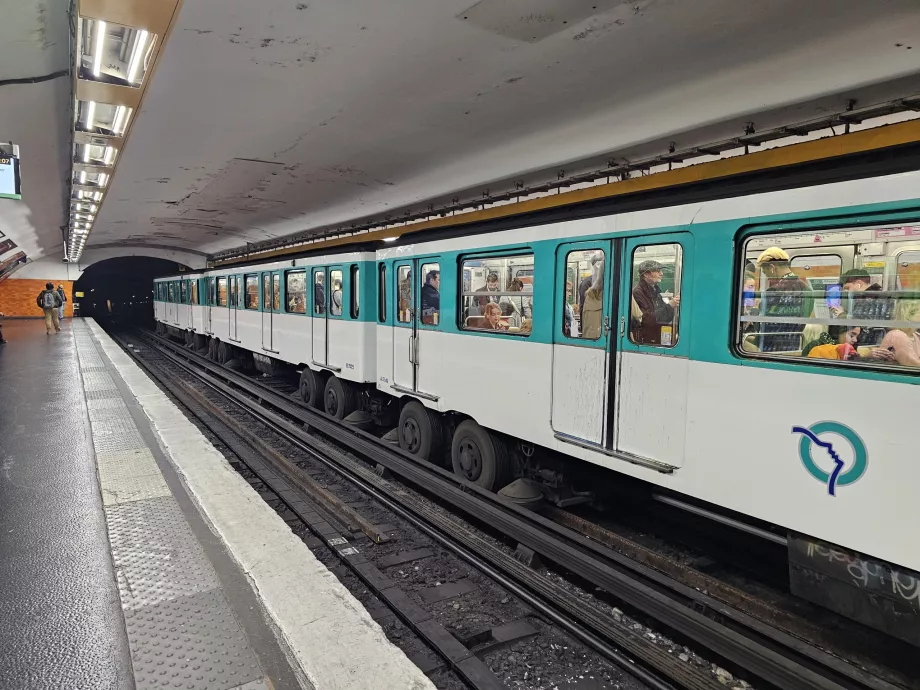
[155,169,920,613]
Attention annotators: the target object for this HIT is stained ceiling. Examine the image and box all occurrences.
[6,0,920,266]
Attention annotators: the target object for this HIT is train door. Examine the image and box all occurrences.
[261,271,280,352]
[392,262,415,392]
[311,267,327,365]
[205,278,214,334]
[551,240,616,447]
[392,257,440,398]
[187,279,195,325]
[614,233,693,470]
[229,275,240,341]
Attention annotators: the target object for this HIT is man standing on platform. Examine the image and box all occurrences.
[56,284,67,320]
[36,282,62,334]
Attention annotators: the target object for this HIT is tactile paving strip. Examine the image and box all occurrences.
[108,497,220,610]
[74,323,270,690]
[125,590,263,690]
[96,448,171,506]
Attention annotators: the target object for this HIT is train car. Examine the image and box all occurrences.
[154,170,920,639]
[155,252,377,418]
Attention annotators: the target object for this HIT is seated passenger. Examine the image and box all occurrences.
[831,268,892,346]
[632,259,678,344]
[803,325,861,360]
[476,272,501,310]
[420,270,440,324]
[482,302,507,331]
[869,329,920,367]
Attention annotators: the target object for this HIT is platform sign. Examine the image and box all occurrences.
[0,155,21,200]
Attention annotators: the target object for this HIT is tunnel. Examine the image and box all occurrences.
[73,256,180,325]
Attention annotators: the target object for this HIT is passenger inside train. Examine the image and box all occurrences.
[739,235,920,369]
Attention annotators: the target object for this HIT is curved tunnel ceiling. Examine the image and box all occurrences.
[8,0,920,265]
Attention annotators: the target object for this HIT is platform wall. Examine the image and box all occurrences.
[0,278,74,317]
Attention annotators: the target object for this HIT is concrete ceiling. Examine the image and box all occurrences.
[0,0,71,262]
[7,0,920,265]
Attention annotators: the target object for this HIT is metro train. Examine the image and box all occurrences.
[155,169,920,624]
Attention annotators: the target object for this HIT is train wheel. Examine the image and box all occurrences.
[451,420,511,491]
[299,368,323,408]
[323,376,357,419]
[398,401,445,463]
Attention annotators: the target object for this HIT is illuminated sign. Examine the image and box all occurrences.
[0,156,21,199]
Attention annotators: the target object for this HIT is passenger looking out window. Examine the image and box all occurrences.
[630,245,681,347]
[420,265,440,325]
[756,247,811,353]
[286,271,306,313]
[330,270,343,315]
[314,272,325,315]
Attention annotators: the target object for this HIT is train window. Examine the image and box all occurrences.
[217,277,228,306]
[629,243,682,347]
[738,228,920,371]
[459,253,533,336]
[330,269,343,316]
[396,265,412,323]
[230,276,239,307]
[378,264,387,322]
[350,265,359,319]
[262,274,272,313]
[563,249,605,339]
[313,270,326,315]
[179,281,188,304]
[190,280,199,305]
[420,262,440,326]
[285,271,306,313]
[273,274,281,311]
[208,278,216,306]
[245,275,259,309]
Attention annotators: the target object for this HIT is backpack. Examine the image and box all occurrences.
[41,291,57,309]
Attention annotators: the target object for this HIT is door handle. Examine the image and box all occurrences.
[619,316,625,336]
[409,336,415,364]
[603,315,610,335]
[414,335,419,364]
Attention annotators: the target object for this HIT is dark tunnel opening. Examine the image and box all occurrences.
[74,256,181,327]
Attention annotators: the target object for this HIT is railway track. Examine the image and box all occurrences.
[110,323,905,690]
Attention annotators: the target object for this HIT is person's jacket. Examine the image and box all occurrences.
[581,290,604,339]
[631,280,675,345]
[421,283,440,313]
[758,273,810,352]
[56,288,67,303]
[37,289,62,309]
[849,284,893,346]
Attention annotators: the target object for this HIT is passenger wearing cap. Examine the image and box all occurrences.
[756,247,812,353]
[831,268,892,347]
[631,259,679,345]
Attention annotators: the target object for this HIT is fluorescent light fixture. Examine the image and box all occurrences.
[78,190,85,199]
[126,30,149,84]
[83,143,91,163]
[79,170,87,184]
[103,147,115,165]
[89,204,97,213]
[383,237,398,242]
[112,106,126,135]
[85,100,96,130]
[93,21,106,77]
[94,191,103,201]
[99,173,108,186]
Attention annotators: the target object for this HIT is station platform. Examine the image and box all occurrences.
[0,318,434,690]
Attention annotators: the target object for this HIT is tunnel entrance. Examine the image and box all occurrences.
[74,256,181,326]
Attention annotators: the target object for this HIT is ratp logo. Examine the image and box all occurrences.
[792,422,868,496]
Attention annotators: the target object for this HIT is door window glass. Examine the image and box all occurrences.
[629,243,682,347]
[396,265,413,323]
[190,281,198,305]
[313,270,326,315]
[217,278,227,306]
[285,271,306,313]
[350,265,359,318]
[564,249,605,339]
[168,283,174,302]
[330,269,343,316]
[180,281,188,303]
[378,264,387,322]
[245,275,259,309]
[262,274,271,312]
[273,274,280,311]
[460,254,533,335]
[230,277,239,307]
[420,262,440,326]
[738,229,920,371]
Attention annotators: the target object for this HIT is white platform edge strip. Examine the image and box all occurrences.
[85,319,436,690]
